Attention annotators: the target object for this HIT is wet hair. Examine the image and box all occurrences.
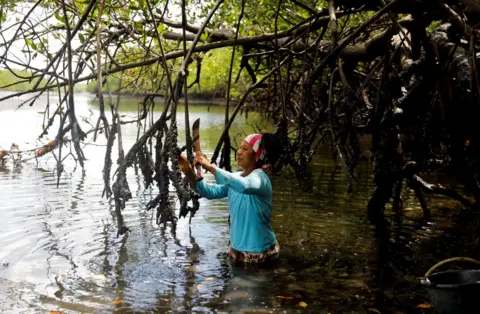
[256,133,284,172]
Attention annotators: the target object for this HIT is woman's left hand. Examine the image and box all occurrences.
[178,154,198,187]
[178,154,193,175]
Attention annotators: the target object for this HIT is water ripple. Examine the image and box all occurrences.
[0,97,475,313]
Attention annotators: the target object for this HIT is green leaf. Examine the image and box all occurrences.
[200,31,209,42]
[54,12,64,22]
[156,24,165,34]
[25,38,38,50]
[78,33,85,43]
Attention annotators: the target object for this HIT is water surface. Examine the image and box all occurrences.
[0,91,475,313]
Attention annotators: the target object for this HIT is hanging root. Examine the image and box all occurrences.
[112,122,132,237]
[137,144,155,189]
[219,134,232,172]
[154,121,178,227]
[102,123,116,199]
[168,121,191,217]
[167,121,201,222]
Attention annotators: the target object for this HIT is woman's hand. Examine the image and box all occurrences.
[194,151,216,174]
[178,155,199,188]
[178,154,193,175]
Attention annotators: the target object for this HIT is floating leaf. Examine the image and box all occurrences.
[276,295,293,300]
[299,301,307,308]
[111,299,123,305]
[50,312,65,314]
[416,304,433,309]
[204,277,214,281]
[276,214,284,217]
[367,308,381,313]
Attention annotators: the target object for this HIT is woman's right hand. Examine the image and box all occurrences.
[194,151,216,174]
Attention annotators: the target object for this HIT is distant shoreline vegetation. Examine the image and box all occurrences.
[0,69,88,93]
[0,46,247,102]
[0,71,232,103]
[85,74,228,102]
[0,69,49,92]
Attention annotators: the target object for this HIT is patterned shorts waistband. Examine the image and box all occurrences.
[227,241,280,264]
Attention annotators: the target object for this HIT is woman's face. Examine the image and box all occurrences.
[237,140,256,169]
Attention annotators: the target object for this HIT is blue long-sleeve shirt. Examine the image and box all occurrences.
[196,167,277,253]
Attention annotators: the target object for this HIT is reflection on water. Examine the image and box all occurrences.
[0,91,477,313]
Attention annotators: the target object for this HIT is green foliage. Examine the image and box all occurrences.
[209,0,302,35]
[0,0,423,100]
[187,47,249,98]
[427,20,442,34]
[0,69,49,91]
[86,74,125,94]
[0,0,18,23]
[74,83,88,93]
[85,47,251,98]
[2,0,315,98]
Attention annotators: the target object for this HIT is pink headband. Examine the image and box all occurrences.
[244,133,264,160]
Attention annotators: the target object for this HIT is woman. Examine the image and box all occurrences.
[178,133,282,263]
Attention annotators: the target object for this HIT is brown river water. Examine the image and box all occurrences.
[0,91,477,313]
